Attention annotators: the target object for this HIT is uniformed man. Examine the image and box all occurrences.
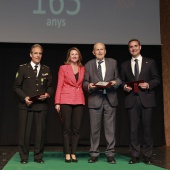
[14,44,53,164]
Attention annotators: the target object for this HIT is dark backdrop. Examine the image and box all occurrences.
[0,43,165,146]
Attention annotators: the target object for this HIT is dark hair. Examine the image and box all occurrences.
[128,39,141,46]
[30,44,43,53]
[65,47,82,66]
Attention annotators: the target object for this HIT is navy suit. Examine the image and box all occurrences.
[121,57,160,158]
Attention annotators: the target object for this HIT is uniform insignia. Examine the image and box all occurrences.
[16,72,19,78]
[42,73,48,76]
[41,78,44,85]
[20,63,27,66]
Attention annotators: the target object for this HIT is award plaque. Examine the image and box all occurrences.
[126,80,144,93]
[29,92,45,102]
[94,81,112,88]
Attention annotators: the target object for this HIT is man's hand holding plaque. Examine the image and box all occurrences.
[94,81,112,88]
[125,80,144,93]
[29,92,46,102]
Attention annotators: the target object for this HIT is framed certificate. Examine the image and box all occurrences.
[94,81,112,88]
[29,92,45,102]
[126,80,144,93]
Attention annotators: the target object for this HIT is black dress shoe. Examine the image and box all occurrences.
[129,157,140,164]
[144,157,153,164]
[65,159,71,163]
[88,156,98,163]
[72,158,78,163]
[20,159,28,164]
[107,156,116,164]
[34,159,44,163]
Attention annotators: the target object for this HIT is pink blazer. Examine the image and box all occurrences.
[55,65,85,105]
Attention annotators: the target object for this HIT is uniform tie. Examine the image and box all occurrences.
[98,61,103,81]
[34,65,38,77]
[134,59,139,80]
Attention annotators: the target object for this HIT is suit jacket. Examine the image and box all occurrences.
[55,64,85,105]
[83,58,122,108]
[14,63,53,111]
[121,57,160,108]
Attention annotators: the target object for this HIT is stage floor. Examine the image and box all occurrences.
[0,146,170,169]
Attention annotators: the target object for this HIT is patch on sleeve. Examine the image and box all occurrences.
[16,72,19,78]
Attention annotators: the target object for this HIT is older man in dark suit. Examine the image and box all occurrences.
[83,42,121,164]
[14,44,53,164]
[121,39,160,164]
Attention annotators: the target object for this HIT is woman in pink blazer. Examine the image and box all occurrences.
[55,47,85,163]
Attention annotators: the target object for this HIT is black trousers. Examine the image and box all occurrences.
[18,109,47,160]
[60,104,83,154]
[128,96,153,158]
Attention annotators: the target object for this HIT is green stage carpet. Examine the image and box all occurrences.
[3,152,167,170]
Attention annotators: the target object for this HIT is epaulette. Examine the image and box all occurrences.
[20,63,27,67]
[43,65,49,68]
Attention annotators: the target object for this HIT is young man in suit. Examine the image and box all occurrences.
[14,44,53,164]
[121,39,160,164]
[83,42,121,164]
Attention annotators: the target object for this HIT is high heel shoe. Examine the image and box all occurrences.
[72,158,78,162]
[65,154,71,163]
[71,154,78,163]
[65,158,71,163]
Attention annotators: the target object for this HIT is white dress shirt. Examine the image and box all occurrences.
[30,61,40,77]
[96,59,106,80]
[96,59,106,94]
[131,55,142,76]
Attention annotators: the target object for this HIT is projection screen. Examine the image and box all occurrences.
[0,0,161,45]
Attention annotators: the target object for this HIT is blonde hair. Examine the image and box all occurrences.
[65,47,82,66]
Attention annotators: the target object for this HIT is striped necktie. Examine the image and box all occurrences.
[98,61,103,81]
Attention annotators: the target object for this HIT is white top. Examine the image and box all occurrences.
[131,55,142,76]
